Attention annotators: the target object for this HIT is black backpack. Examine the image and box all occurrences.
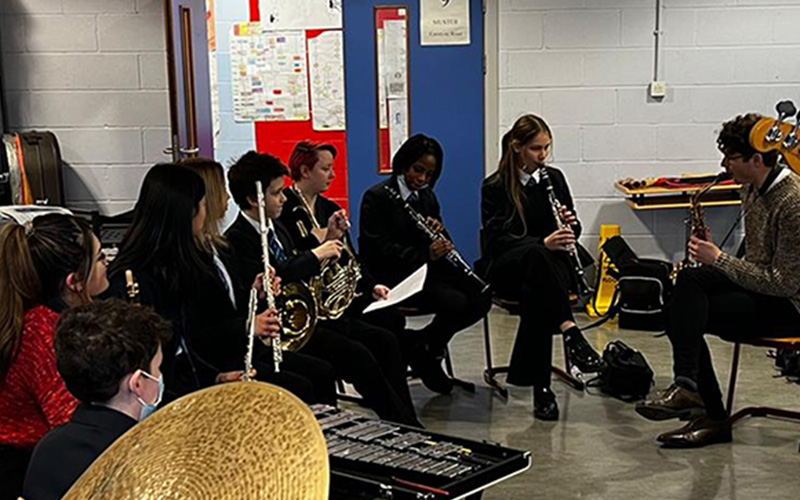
[601,236,673,332]
[589,341,654,401]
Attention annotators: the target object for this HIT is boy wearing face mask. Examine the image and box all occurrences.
[22,300,171,500]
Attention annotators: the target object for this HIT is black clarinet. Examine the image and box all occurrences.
[538,167,591,295]
[384,186,490,294]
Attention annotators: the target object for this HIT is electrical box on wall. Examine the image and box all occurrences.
[649,81,667,98]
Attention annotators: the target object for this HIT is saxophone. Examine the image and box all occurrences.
[671,172,731,282]
[290,185,362,321]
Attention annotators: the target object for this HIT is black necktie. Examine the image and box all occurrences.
[267,229,287,264]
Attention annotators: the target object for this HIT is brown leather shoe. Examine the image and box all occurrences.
[657,416,732,448]
[635,383,704,421]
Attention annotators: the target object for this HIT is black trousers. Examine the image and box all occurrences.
[403,262,491,354]
[0,444,30,500]
[668,267,800,419]
[347,299,418,366]
[302,317,419,426]
[259,350,337,406]
[490,244,577,388]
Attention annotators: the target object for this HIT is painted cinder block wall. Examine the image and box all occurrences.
[497,0,800,261]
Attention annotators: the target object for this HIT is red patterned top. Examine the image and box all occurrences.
[0,305,78,449]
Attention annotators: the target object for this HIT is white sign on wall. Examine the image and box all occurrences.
[259,0,342,30]
[420,0,471,46]
[308,30,346,131]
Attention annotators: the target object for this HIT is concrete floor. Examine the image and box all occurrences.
[397,308,800,500]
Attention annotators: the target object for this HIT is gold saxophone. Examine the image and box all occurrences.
[671,172,731,282]
[290,185,362,321]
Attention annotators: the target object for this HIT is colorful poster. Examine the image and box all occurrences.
[259,0,342,30]
[230,24,310,122]
[420,0,471,46]
[307,30,346,131]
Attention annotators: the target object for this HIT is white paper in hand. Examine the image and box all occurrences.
[363,264,428,314]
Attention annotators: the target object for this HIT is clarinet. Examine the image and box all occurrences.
[255,180,282,373]
[384,186,490,294]
[538,167,591,295]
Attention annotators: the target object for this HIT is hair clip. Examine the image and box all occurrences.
[23,220,34,236]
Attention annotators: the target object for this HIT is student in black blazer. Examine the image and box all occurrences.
[481,114,602,420]
[23,301,170,500]
[226,152,420,427]
[277,141,428,376]
[360,134,492,394]
[107,164,335,405]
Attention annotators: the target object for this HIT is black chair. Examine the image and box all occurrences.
[482,295,584,400]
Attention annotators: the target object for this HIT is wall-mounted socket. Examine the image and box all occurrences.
[649,81,667,98]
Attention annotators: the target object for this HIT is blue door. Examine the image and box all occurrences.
[343,1,485,264]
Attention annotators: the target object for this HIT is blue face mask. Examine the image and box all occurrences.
[136,370,164,420]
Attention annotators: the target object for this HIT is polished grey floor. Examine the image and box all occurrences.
[394,308,800,499]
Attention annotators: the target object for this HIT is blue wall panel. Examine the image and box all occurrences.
[344,1,485,265]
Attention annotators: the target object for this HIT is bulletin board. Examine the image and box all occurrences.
[245,0,350,211]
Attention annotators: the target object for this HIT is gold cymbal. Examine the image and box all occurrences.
[64,382,329,500]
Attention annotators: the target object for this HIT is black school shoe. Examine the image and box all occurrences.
[408,344,453,395]
[534,387,559,420]
[565,334,604,373]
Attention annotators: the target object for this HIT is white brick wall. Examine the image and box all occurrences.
[498,0,800,261]
[1,0,170,214]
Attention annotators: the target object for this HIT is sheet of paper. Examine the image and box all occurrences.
[260,0,342,30]
[383,19,407,99]
[388,97,408,159]
[363,264,428,314]
[308,30,346,131]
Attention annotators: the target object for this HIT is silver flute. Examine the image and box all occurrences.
[384,186,490,293]
[243,287,258,382]
[538,167,590,294]
[256,180,282,373]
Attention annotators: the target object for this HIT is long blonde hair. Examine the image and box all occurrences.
[494,114,552,237]
[180,157,229,250]
[0,214,94,382]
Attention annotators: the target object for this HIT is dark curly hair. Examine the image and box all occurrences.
[717,113,778,168]
[228,151,289,211]
[55,300,172,403]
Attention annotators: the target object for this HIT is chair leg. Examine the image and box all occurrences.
[726,343,741,419]
[444,348,475,393]
[482,314,509,400]
[725,342,800,425]
[336,379,366,405]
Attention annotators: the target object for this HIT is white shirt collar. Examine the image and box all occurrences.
[242,211,275,235]
[518,167,542,186]
[397,176,414,201]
